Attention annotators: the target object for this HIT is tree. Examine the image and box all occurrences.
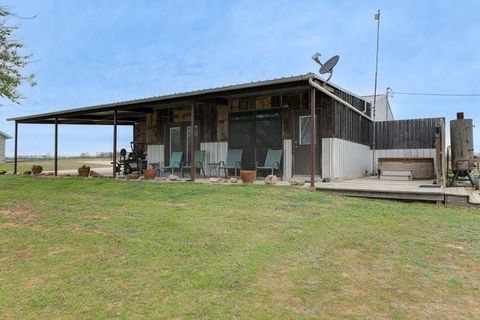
[0,7,35,104]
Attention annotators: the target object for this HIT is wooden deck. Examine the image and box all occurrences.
[315,177,480,206]
[57,171,479,206]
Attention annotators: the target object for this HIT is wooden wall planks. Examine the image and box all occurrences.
[375,118,445,149]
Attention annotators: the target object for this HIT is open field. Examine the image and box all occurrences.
[0,158,112,173]
[0,176,479,319]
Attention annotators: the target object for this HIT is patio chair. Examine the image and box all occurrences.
[219,149,243,179]
[181,150,206,178]
[158,151,183,176]
[255,149,283,179]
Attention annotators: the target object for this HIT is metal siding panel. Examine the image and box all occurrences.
[201,141,228,176]
[283,139,293,180]
[323,138,371,179]
[321,138,332,178]
[0,139,4,163]
[0,139,5,163]
[147,145,164,167]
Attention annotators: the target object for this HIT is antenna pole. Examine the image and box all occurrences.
[372,9,380,175]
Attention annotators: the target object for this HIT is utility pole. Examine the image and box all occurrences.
[372,9,381,175]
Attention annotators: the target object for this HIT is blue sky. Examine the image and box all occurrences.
[1,0,480,156]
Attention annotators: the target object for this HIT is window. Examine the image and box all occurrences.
[299,116,312,145]
[169,127,181,155]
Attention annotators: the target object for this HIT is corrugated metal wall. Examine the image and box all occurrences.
[0,138,6,163]
[200,141,228,176]
[147,145,164,167]
[322,138,371,180]
[283,139,292,180]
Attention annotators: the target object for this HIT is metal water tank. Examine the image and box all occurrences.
[450,112,475,176]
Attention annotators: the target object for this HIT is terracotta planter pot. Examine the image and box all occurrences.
[78,167,90,177]
[31,165,43,174]
[143,168,156,180]
[240,170,256,184]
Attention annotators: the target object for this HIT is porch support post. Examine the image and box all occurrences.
[190,102,196,181]
[113,109,117,178]
[54,117,58,176]
[310,88,316,187]
[14,121,18,174]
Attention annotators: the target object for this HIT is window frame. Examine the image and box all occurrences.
[298,115,312,145]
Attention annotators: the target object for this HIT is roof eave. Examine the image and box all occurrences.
[0,130,12,139]
[7,74,316,122]
[7,73,370,123]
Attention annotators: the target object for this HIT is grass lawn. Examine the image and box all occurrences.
[0,176,479,319]
[0,157,111,173]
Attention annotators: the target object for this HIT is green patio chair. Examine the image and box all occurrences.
[181,150,206,178]
[219,149,243,179]
[159,151,183,176]
[255,149,283,179]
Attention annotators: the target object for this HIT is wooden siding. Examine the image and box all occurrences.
[375,118,445,149]
[173,107,191,123]
[314,91,372,146]
[216,105,228,141]
[332,87,371,117]
[138,88,372,151]
[319,93,333,138]
[134,121,147,143]
[200,104,217,143]
[331,100,371,146]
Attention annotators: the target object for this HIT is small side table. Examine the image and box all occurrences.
[207,162,220,177]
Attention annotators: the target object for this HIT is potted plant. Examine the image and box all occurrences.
[78,165,91,177]
[31,165,43,174]
[240,170,256,184]
[143,168,156,180]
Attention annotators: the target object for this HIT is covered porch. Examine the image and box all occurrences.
[8,74,373,186]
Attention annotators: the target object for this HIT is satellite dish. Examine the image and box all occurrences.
[311,52,340,85]
[319,55,339,74]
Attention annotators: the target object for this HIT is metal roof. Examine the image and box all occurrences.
[361,94,387,101]
[8,73,369,124]
[0,130,12,139]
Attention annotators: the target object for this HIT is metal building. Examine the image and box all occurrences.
[0,130,12,164]
[7,73,446,186]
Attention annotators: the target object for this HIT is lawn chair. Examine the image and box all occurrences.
[181,150,206,178]
[219,149,243,179]
[158,151,183,176]
[255,149,283,179]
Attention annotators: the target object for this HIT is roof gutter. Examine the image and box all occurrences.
[308,78,373,121]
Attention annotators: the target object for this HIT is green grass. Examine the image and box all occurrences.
[0,157,111,173]
[0,176,479,319]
